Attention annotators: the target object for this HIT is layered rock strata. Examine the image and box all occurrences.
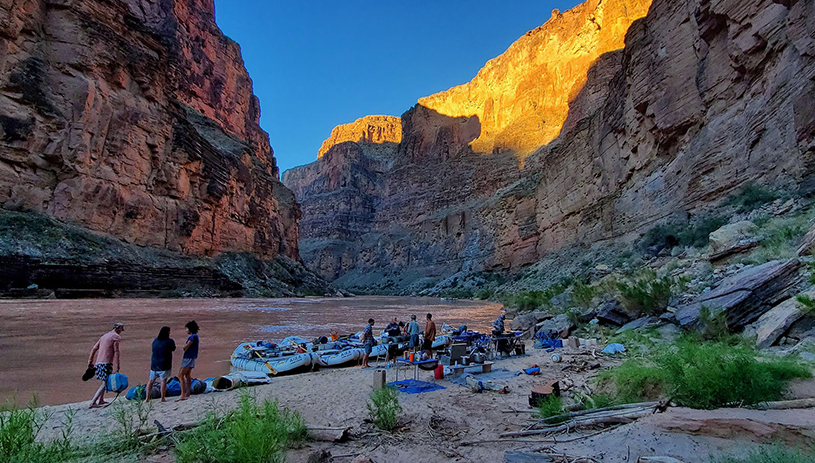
[317,115,402,158]
[287,0,815,294]
[0,0,324,294]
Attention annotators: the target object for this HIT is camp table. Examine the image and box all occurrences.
[395,357,439,381]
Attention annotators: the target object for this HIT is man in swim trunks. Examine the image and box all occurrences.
[87,322,124,409]
[407,314,421,350]
[423,313,436,359]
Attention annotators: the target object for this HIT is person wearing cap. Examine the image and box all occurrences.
[87,323,124,409]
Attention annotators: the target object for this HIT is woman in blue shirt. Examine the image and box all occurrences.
[177,320,199,401]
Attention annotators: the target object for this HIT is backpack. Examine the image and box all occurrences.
[105,373,129,393]
[125,384,146,401]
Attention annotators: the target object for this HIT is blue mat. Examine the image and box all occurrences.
[388,379,446,394]
[447,368,521,386]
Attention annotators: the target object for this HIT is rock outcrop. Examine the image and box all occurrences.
[286,0,815,294]
[317,116,402,158]
[419,0,652,157]
[0,0,325,295]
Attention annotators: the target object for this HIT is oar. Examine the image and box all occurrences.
[242,345,278,376]
[252,349,278,376]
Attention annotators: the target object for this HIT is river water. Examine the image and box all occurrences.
[0,296,502,406]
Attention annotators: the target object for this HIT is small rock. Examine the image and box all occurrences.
[800,352,815,362]
[596,300,631,326]
[616,316,660,334]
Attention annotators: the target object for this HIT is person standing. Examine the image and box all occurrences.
[361,318,374,368]
[146,326,175,403]
[407,315,421,351]
[177,321,199,401]
[87,323,124,409]
[423,313,437,359]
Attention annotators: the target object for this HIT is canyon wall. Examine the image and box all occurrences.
[0,0,325,295]
[285,0,815,294]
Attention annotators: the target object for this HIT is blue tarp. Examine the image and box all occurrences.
[387,379,445,394]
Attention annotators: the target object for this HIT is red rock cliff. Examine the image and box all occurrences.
[286,0,815,294]
[0,0,299,260]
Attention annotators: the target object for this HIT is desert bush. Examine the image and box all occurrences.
[796,294,815,315]
[506,283,568,311]
[639,216,727,251]
[724,184,779,212]
[712,445,815,463]
[601,341,812,409]
[474,288,494,300]
[174,394,306,463]
[533,395,564,421]
[571,280,596,308]
[616,270,680,315]
[367,386,402,431]
[0,402,75,463]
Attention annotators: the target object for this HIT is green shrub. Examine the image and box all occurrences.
[571,280,596,308]
[712,445,815,463]
[474,288,494,300]
[506,284,568,311]
[441,288,474,299]
[796,294,815,315]
[640,217,727,251]
[174,394,306,463]
[0,403,75,463]
[367,386,402,431]
[533,395,564,421]
[724,184,779,212]
[601,341,812,409]
[616,270,677,315]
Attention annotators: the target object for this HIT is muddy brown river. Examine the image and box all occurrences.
[0,296,502,406]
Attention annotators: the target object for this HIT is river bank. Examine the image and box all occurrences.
[31,341,815,463]
[0,296,501,406]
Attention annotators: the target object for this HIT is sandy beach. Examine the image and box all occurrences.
[35,342,812,463]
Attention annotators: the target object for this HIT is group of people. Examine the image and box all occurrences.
[359,313,436,368]
[86,320,201,408]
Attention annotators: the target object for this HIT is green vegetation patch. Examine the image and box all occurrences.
[600,341,812,409]
[723,184,779,213]
[711,445,815,463]
[174,394,306,463]
[533,395,565,422]
[0,403,75,463]
[367,386,402,431]
[639,216,727,251]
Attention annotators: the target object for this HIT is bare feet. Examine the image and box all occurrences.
[89,403,102,409]
[161,398,167,402]
[175,397,188,402]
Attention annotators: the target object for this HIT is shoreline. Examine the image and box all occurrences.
[31,343,807,463]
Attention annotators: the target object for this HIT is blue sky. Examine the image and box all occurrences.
[213,1,581,174]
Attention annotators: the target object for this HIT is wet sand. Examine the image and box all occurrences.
[0,296,501,406]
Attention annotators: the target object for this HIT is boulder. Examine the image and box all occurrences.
[596,300,632,326]
[797,225,815,256]
[656,323,682,341]
[535,314,575,339]
[753,292,813,349]
[510,311,552,331]
[617,316,661,334]
[708,221,758,257]
[674,259,803,331]
[648,407,815,447]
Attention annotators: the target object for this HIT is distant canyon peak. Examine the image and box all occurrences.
[284,0,815,295]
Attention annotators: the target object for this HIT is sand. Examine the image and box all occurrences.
[36,344,814,463]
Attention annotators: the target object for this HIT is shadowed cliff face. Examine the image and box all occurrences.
[0,0,299,261]
[289,0,815,294]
